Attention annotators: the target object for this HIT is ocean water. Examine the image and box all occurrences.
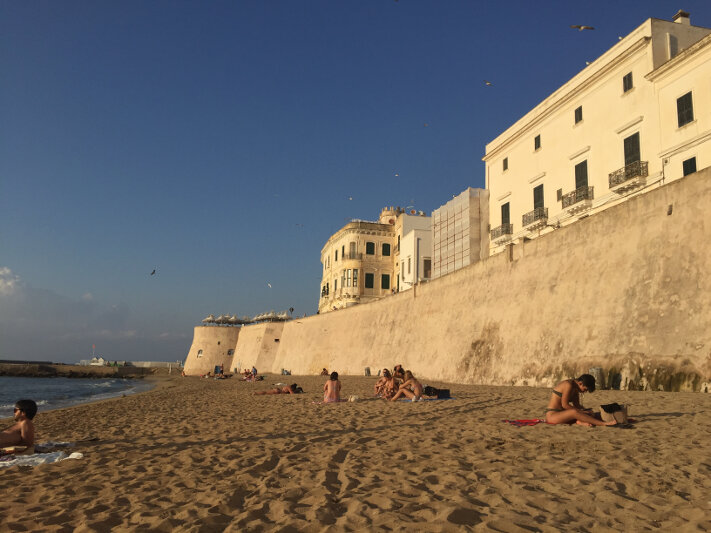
[0,376,153,419]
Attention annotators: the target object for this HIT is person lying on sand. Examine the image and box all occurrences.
[323,372,341,403]
[0,399,37,449]
[391,371,424,402]
[546,374,616,426]
[254,384,303,395]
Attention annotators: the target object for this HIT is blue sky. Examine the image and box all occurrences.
[2,1,710,363]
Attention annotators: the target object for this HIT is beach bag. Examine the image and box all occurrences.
[600,403,628,423]
[424,386,451,399]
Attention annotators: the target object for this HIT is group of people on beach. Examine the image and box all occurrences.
[374,364,424,401]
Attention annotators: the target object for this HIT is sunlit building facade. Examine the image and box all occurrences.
[483,11,711,256]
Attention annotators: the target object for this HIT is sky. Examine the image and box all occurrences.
[2,1,711,363]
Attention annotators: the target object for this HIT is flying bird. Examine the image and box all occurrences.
[423,122,429,127]
[267,283,272,288]
[150,269,156,276]
[570,25,595,31]
[484,80,493,86]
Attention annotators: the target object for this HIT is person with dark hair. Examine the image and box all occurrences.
[323,371,341,403]
[545,375,616,426]
[392,365,405,380]
[320,368,329,376]
[254,383,303,395]
[1,399,37,448]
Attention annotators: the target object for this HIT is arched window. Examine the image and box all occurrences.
[197,349,203,358]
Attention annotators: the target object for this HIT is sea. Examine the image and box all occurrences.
[0,376,154,419]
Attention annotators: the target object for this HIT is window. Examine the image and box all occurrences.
[382,243,391,256]
[574,106,583,124]
[325,282,329,295]
[623,72,633,93]
[197,349,203,358]
[534,134,541,150]
[575,160,588,189]
[341,245,345,259]
[533,184,544,209]
[349,242,356,258]
[423,258,432,279]
[334,250,338,261]
[346,269,352,287]
[624,132,640,166]
[334,279,337,291]
[381,274,390,290]
[677,92,694,127]
[353,269,358,287]
[366,242,375,255]
[668,33,679,59]
[227,349,234,356]
[365,273,374,289]
[503,157,508,171]
[683,157,697,176]
[407,257,411,274]
[501,202,510,225]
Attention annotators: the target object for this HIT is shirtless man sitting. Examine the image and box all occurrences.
[1,399,37,449]
[390,371,424,402]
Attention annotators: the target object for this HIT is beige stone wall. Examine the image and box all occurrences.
[187,168,711,390]
[230,322,285,374]
[183,326,240,376]
[267,168,711,390]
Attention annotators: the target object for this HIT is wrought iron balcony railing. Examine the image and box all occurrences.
[609,160,648,189]
[490,223,513,240]
[562,186,594,208]
[522,207,548,227]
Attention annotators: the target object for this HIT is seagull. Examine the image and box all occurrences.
[484,80,493,86]
[267,283,272,288]
[150,269,156,276]
[570,25,594,31]
[423,122,429,127]
[348,196,353,200]
[394,173,399,177]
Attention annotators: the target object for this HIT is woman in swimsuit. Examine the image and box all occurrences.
[546,374,616,426]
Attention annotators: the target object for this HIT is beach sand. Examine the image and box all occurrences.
[1,375,710,532]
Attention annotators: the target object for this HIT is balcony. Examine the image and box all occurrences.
[344,252,363,260]
[609,160,648,194]
[562,185,594,214]
[490,223,513,243]
[522,207,548,230]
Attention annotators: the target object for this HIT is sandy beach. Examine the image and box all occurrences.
[1,375,710,532]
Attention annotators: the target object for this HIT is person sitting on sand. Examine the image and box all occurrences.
[0,399,37,449]
[391,371,424,402]
[374,369,392,397]
[393,364,405,381]
[546,374,616,427]
[255,383,303,395]
[323,371,341,403]
[320,368,329,376]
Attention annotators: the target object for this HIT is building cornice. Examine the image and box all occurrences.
[483,34,651,162]
[659,129,711,159]
[646,32,711,82]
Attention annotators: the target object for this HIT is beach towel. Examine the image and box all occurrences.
[503,419,545,427]
[398,397,456,402]
[0,451,84,468]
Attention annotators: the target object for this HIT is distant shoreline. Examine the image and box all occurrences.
[0,362,165,379]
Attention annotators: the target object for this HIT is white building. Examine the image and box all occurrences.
[483,11,711,255]
[431,187,489,279]
[395,211,432,291]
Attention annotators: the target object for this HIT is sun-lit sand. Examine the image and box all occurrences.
[1,375,710,531]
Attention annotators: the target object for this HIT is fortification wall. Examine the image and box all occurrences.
[273,168,711,391]
[189,168,711,390]
[231,322,285,374]
[183,326,240,376]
